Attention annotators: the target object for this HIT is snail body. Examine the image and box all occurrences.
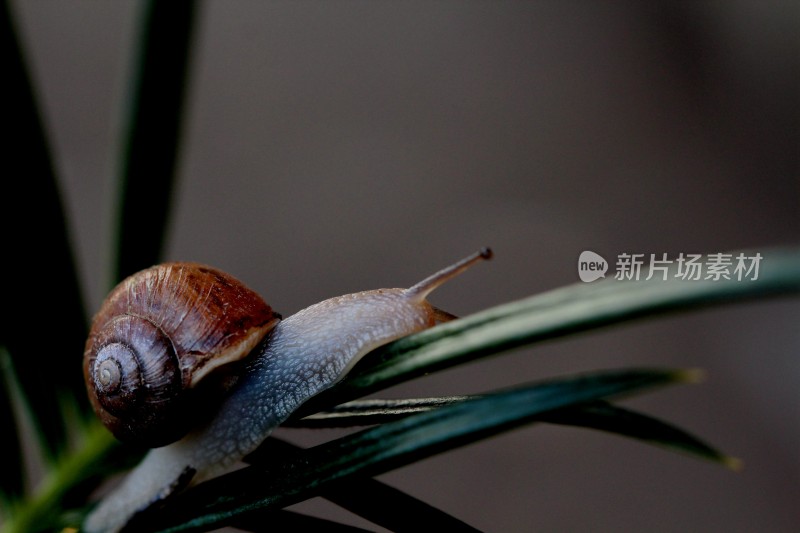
[84,250,491,532]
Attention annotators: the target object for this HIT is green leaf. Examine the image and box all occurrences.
[538,401,739,469]
[299,247,800,416]
[287,397,470,427]
[113,0,198,281]
[1,423,117,533]
[290,396,733,467]
[0,0,88,461]
[247,439,481,532]
[322,477,481,533]
[0,349,27,501]
[125,368,691,532]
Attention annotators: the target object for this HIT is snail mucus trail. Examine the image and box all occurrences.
[83,248,492,532]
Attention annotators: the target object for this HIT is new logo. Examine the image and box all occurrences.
[578,251,608,282]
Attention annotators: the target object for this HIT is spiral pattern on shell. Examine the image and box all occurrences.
[83,263,280,447]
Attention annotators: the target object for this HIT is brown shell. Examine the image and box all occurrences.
[83,262,280,447]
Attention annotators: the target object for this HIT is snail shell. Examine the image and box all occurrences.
[83,263,280,447]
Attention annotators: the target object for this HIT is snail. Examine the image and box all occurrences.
[83,249,491,532]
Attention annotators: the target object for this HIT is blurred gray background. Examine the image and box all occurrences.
[11,1,799,531]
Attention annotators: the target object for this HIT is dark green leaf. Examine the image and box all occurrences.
[0,349,26,500]
[0,0,88,463]
[290,396,733,467]
[1,423,117,533]
[287,397,470,428]
[324,477,480,533]
[299,247,800,416]
[247,439,481,532]
[539,401,738,468]
[113,0,198,281]
[128,368,690,532]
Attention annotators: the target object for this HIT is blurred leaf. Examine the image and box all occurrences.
[125,368,690,532]
[114,0,198,281]
[1,423,117,533]
[0,0,88,461]
[321,476,480,533]
[248,439,481,532]
[0,349,27,500]
[300,247,800,416]
[229,509,373,532]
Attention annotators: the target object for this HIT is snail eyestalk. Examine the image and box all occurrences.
[405,247,493,300]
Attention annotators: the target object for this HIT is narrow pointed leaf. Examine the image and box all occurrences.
[300,247,800,416]
[287,397,470,428]
[539,401,736,467]
[247,439,480,532]
[291,397,732,467]
[1,423,118,533]
[127,368,690,532]
[0,0,88,460]
[114,0,198,281]
[323,477,480,533]
[0,349,26,500]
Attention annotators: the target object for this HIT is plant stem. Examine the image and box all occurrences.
[2,422,116,533]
